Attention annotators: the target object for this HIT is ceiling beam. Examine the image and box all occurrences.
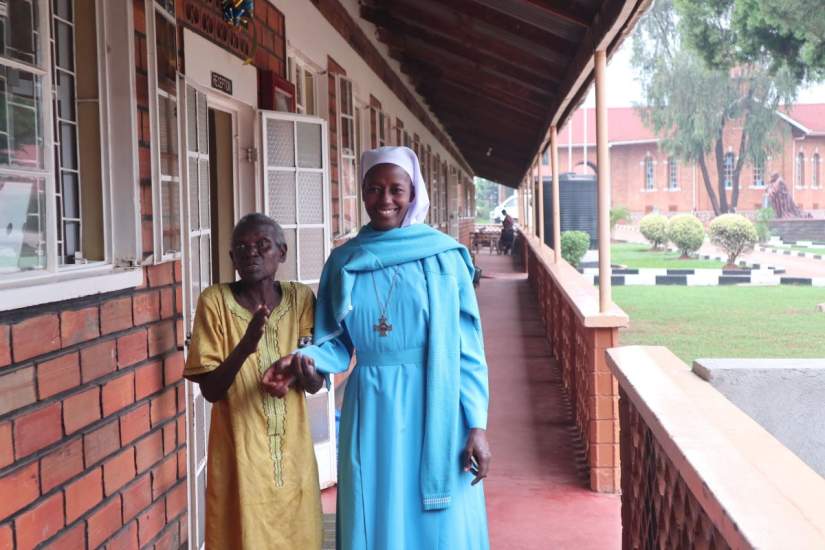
[468,0,590,38]
[365,11,561,81]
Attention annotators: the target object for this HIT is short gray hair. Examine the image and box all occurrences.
[232,213,286,247]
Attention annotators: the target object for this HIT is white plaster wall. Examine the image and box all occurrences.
[272,0,470,180]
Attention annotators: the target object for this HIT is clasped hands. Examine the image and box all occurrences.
[260,353,325,398]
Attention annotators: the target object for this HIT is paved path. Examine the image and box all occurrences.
[321,253,622,549]
[615,225,825,278]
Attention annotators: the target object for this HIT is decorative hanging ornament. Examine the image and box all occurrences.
[222,0,253,26]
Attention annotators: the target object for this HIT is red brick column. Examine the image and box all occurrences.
[0,262,187,549]
[522,235,621,492]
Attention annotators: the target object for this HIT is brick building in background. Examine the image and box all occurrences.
[0,1,474,548]
[544,104,825,217]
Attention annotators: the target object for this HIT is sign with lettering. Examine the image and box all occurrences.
[211,71,233,95]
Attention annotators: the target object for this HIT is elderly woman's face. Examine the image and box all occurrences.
[229,223,286,283]
[363,164,414,231]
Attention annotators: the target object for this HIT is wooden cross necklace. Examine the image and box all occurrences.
[371,266,401,337]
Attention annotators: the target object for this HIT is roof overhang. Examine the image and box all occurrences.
[360,0,653,187]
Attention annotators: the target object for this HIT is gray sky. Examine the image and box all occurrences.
[583,44,825,107]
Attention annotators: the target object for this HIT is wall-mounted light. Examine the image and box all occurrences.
[486,147,492,157]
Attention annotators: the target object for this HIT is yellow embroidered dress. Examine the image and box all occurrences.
[184,282,322,550]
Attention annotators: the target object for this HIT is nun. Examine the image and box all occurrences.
[263,146,491,549]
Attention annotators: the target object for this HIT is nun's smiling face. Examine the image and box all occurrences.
[363,163,415,231]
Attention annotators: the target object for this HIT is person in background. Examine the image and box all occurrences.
[185,213,323,549]
[499,209,515,254]
[264,146,491,550]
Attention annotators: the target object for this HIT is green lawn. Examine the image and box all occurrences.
[613,285,825,364]
[611,242,724,269]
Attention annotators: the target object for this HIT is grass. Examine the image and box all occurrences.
[613,285,825,364]
[611,242,724,269]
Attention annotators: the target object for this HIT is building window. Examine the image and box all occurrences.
[667,156,678,189]
[752,158,765,188]
[796,152,805,188]
[287,55,316,116]
[542,150,549,165]
[148,2,181,258]
[0,0,111,277]
[336,74,357,236]
[377,111,388,147]
[813,153,820,188]
[403,131,411,148]
[644,154,654,190]
[724,152,735,190]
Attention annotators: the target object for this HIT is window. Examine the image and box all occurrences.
[644,154,654,190]
[403,131,411,148]
[287,55,316,116]
[0,0,103,276]
[752,158,765,188]
[724,152,734,190]
[336,74,357,236]
[796,152,805,188]
[371,109,389,147]
[148,1,181,259]
[813,153,820,188]
[667,156,678,190]
[542,150,549,165]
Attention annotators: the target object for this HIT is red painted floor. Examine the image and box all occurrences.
[321,252,621,549]
[477,253,620,550]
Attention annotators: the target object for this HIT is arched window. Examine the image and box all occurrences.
[796,152,805,187]
[668,156,678,190]
[813,153,821,188]
[724,152,735,189]
[644,154,654,190]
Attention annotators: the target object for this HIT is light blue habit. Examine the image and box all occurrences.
[300,223,490,549]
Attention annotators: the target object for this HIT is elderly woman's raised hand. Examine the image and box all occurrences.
[238,304,271,357]
[462,429,492,485]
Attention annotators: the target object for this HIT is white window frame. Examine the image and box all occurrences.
[335,73,357,238]
[643,154,655,191]
[724,152,735,190]
[752,158,765,188]
[795,151,805,188]
[147,1,183,263]
[287,53,318,116]
[667,156,679,190]
[0,0,142,311]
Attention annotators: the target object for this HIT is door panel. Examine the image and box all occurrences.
[260,111,337,488]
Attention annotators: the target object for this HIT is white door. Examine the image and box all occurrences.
[259,111,337,488]
[180,81,212,550]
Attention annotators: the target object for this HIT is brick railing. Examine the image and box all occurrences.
[519,232,628,492]
[607,346,825,548]
[0,262,187,549]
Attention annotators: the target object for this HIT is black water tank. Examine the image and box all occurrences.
[542,173,598,249]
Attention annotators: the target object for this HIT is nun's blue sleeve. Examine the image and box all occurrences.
[458,259,490,430]
[299,323,354,379]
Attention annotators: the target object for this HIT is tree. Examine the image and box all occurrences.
[695,0,825,82]
[632,0,799,216]
[473,177,504,222]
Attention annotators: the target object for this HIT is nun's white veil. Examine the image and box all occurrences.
[359,146,430,227]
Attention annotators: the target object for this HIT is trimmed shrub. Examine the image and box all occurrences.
[709,214,758,266]
[561,230,590,267]
[639,213,668,249]
[755,207,775,242]
[610,205,631,234]
[666,214,705,257]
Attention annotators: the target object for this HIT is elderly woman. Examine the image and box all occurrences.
[265,146,491,549]
[184,213,323,549]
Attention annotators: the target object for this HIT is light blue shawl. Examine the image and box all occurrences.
[313,223,483,510]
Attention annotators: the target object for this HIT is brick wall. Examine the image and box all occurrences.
[0,263,187,549]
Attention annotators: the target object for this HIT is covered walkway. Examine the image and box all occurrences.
[322,252,621,549]
[479,253,620,549]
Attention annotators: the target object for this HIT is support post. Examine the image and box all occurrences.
[550,125,561,263]
[537,152,545,245]
[595,49,612,312]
